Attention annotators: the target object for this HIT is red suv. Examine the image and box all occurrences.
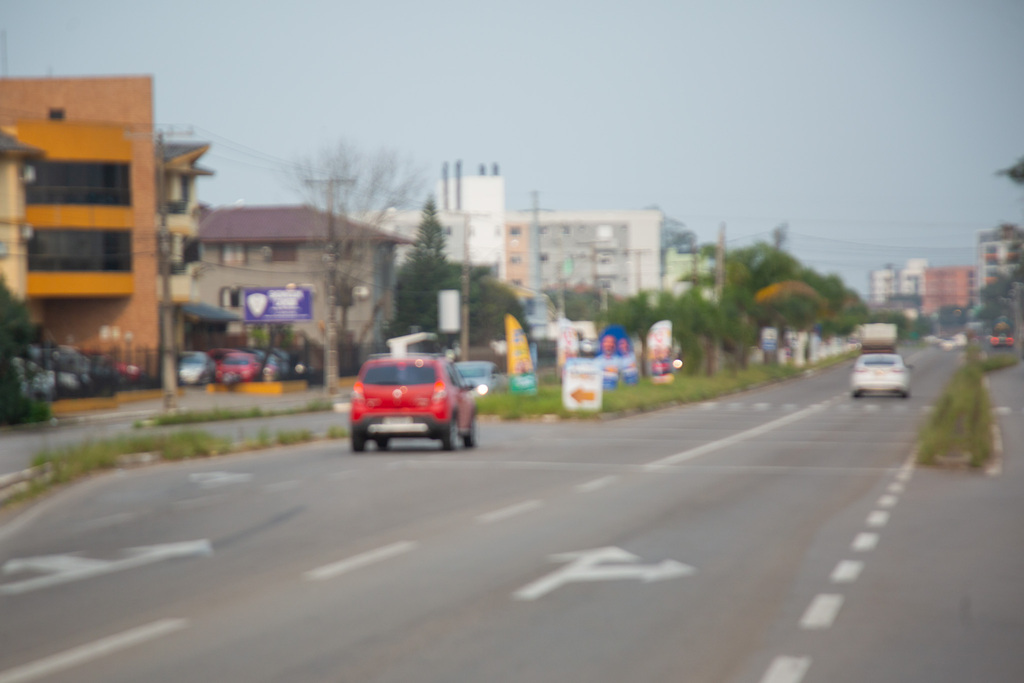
[349,355,477,452]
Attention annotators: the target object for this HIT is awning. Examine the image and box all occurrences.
[182,302,240,323]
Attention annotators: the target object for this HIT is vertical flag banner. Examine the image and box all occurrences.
[505,314,537,395]
[647,320,674,384]
[557,318,579,376]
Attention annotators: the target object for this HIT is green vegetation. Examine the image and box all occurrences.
[478,351,856,420]
[917,347,1017,468]
[0,275,51,427]
[135,399,335,428]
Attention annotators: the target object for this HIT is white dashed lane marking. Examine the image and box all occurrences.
[830,560,864,584]
[852,532,879,552]
[800,594,844,630]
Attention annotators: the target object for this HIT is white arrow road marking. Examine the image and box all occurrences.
[0,618,188,683]
[0,540,212,596]
[513,546,695,601]
[188,471,252,488]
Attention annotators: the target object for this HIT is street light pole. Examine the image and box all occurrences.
[156,131,178,411]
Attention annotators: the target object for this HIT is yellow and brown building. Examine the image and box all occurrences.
[0,75,210,355]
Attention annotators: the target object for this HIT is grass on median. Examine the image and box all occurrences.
[134,399,336,428]
[917,346,1018,468]
[476,352,855,420]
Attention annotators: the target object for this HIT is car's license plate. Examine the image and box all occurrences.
[383,417,412,425]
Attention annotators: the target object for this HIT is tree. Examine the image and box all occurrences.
[999,156,1024,186]
[388,199,460,338]
[0,276,34,426]
[470,270,526,345]
[292,139,426,388]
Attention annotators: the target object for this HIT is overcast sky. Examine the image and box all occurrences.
[4,0,1023,296]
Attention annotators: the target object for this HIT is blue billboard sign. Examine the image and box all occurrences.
[243,287,313,323]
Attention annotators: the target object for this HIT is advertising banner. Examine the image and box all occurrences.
[243,287,313,323]
[505,314,537,395]
[597,324,639,390]
[562,357,602,411]
[557,318,579,375]
[647,320,675,384]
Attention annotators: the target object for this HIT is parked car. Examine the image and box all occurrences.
[178,351,216,385]
[455,360,506,396]
[349,354,477,452]
[214,351,262,384]
[851,353,911,398]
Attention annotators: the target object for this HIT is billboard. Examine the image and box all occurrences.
[243,287,313,323]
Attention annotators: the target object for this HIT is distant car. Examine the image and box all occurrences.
[349,354,477,452]
[851,353,911,398]
[214,351,262,384]
[989,334,1014,348]
[178,351,216,385]
[454,360,506,396]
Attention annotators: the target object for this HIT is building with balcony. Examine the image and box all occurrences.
[976,223,1023,300]
[0,75,210,357]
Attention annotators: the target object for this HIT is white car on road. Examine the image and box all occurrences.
[851,353,911,398]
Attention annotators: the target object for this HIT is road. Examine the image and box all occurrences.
[1,347,1022,682]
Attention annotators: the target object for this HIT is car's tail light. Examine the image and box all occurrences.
[855,367,868,373]
[431,380,447,403]
[991,337,998,344]
[1009,337,1015,344]
[352,381,365,404]
[890,367,904,373]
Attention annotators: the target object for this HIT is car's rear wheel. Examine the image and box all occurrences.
[441,416,458,451]
[462,414,477,448]
[351,431,366,452]
[851,390,861,398]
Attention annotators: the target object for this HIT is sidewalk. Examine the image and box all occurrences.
[52,382,352,425]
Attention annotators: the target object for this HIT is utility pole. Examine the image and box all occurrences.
[715,222,725,299]
[460,213,470,361]
[156,131,178,411]
[305,176,343,396]
[530,191,545,335]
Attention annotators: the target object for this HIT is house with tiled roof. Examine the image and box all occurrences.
[197,204,412,375]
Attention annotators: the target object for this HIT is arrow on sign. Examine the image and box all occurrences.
[513,546,695,601]
[570,388,596,403]
[1,539,213,596]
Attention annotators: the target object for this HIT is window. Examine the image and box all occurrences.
[562,226,570,235]
[49,108,65,120]
[510,255,522,264]
[540,254,549,262]
[222,244,246,266]
[28,229,131,272]
[270,244,297,262]
[510,227,521,236]
[220,287,241,308]
[26,161,131,206]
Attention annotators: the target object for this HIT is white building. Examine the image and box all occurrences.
[976,223,1023,300]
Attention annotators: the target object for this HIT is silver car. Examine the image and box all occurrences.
[851,353,910,398]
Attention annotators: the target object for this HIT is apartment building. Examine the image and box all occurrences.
[0,76,209,355]
[976,223,1023,300]
[922,266,975,315]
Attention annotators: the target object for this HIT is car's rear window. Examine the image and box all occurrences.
[861,356,899,366]
[363,363,438,386]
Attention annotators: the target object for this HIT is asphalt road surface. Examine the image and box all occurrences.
[1,347,1022,682]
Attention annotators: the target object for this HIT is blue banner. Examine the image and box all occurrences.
[243,287,313,323]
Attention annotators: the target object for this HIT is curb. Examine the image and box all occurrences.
[0,464,53,505]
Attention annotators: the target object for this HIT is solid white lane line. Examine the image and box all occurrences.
[304,541,417,581]
[877,494,898,508]
[759,656,811,683]
[800,594,844,629]
[644,404,823,469]
[0,618,188,683]
[830,560,864,583]
[575,476,618,493]
[476,500,544,524]
[867,510,890,527]
[852,532,879,551]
